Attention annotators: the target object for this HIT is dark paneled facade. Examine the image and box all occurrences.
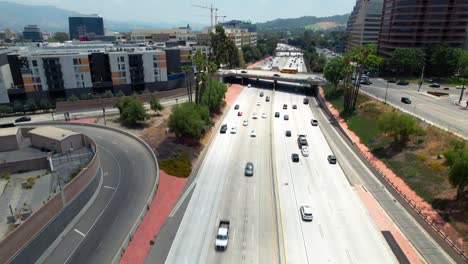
[89,53,112,89]
[69,16,104,40]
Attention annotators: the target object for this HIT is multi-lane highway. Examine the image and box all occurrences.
[38,125,157,264]
[360,79,468,139]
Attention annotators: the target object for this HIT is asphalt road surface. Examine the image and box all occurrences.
[164,88,278,264]
[360,79,468,139]
[39,125,157,264]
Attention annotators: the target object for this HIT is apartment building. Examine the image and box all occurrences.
[0,50,13,103]
[346,0,384,49]
[378,0,468,57]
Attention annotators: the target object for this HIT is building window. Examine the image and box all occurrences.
[32,60,38,67]
[120,56,125,62]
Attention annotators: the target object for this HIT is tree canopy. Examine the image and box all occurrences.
[378,112,420,147]
[115,96,149,126]
[168,103,210,139]
[387,48,425,76]
[201,78,227,113]
[150,96,164,113]
[323,57,345,92]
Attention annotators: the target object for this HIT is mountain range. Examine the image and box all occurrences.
[256,14,350,32]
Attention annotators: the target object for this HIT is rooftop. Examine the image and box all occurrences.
[28,126,80,141]
[0,127,18,137]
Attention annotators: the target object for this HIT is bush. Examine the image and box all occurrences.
[201,78,227,113]
[68,95,79,102]
[416,137,425,145]
[158,152,192,177]
[24,176,36,188]
[168,103,210,139]
[378,112,420,147]
[25,98,38,112]
[116,91,125,97]
[80,94,89,100]
[101,90,114,98]
[150,97,164,113]
[115,96,149,126]
[38,99,52,110]
[0,105,13,115]
[13,101,24,113]
[428,160,444,172]
[0,172,11,180]
[416,153,428,161]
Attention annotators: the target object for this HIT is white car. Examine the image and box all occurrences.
[248,84,251,88]
[230,126,237,134]
[250,130,256,137]
[252,113,258,119]
[243,120,248,126]
[256,101,261,106]
[300,205,313,221]
[301,146,309,157]
[261,113,267,118]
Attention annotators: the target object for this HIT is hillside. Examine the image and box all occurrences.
[0,1,203,33]
[256,14,349,32]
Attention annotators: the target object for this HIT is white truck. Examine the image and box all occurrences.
[215,220,230,251]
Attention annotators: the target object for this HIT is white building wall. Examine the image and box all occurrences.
[0,64,13,103]
[142,52,155,83]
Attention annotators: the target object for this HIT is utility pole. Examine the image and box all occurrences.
[458,77,466,104]
[417,65,425,92]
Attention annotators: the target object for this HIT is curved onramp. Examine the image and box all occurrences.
[38,124,158,264]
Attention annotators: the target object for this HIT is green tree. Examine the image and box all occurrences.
[210,26,229,67]
[226,41,240,68]
[238,49,246,68]
[49,32,69,42]
[427,44,459,77]
[378,112,419,146]
[13,101,23,113]
[0,105,13,115]
[25,98,37,112]
[101,90,114,98]
[115,96,149,126]
[323,57,345,93]
[387,48,425,76]
[448,152,468,200]
[168,103,210,139]
[202,78,227,113]
[68,95,79,102]
[150,96,164,113]
[116,91,125,97]
[38,99,52,110]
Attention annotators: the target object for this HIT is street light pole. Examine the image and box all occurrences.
[458,77,466,104]
[384,80,389,104]
[417,65,425,92]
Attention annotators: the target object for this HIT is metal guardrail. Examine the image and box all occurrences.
[315,92,467,262]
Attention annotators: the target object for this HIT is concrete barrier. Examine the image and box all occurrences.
[0,157,49,174]
[0,133,100,264]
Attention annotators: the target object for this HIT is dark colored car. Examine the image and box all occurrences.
[292,104,297,109]
[429,83,440,88]
[303,98,309,104]
[387,78,397,83]
[285,130,291,137]
[401,97,411,104]
[311,119,318,126]
[260,92,264,97]
[327,155,337,164]
[284,115,289,120]
[244,162,254,176]
[234,104,239,110]
[443,87,450,90]
[292,154,300,162]
[283,104,287,109]
[241,70,247,73]
[275,112,280,118]
[266,96,270,102]
[15,116,31,123]
[220,124,228,134]
[273,73,281,77]
[396,80,409,86]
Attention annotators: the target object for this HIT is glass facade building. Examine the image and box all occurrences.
[68,15,104,40]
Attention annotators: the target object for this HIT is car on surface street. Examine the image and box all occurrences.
[245,162,254,176]
[285,130,291,137]
[15,116,31,123]
[252,113,258,119]
[396,80,409,86]
[401,97,411,104]
[261,113,267,118]
[360,80,372,85]
[237,111,242,116]
[275,112,280,118]
[250,130,256,137]
[292,104,297,109]
[220,124,228,134]
[291,154,299,162]
[429,83,440,88]
[301,146,309,157]
[284,115,289,120]
[243,120,248,126]
[230,126,237,134]
[300,205,313,221]
[283,104,287,109]
[311,119,318,126]
[327,155,337,164]
[387,78,397,83]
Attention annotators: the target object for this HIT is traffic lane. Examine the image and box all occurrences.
[289,94,395,263]
[63,126,156,264]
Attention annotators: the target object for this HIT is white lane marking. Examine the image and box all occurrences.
[74,229,85,237]
[253,185,256,199]
[169,178,198,217]
[96,135,103,139]
[104,185,115,190]
[238,189,241,199]
[251,225,254,242]
[103,171,109,177]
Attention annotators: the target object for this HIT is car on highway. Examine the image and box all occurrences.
[234,104,240,110]
[284,115,289,120]
[243,120,248,126]
[257,101,261,106]
[301,146,309,157]
[230,126,237,134]
[311,119,318,126]
[303,98,309,104]
[300,205,313,221]
[429,83,440,88]
[15,116,31,123]
[215,220,230,251]
[237,111,243,116]
[241,70,247,73]
[297,134,308,147]
[285,130,291,137]
[292,104,297,109]
[252,112,258,119]
[397,80,409,85]
[261,113,267,118]
[250,130,256,137]
[245,162,254,176]
[291,153,300,162]
[283,104,287,109]
[401,97,412,104]
[273,73,280,77]
[260,92,264,97]
[266,96,270,102]
[220,124,228,134]
[327,155,337,164]
[275,112,280,118]
[247,84,251,88]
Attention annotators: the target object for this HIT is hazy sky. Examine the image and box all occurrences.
[12,0,353,24]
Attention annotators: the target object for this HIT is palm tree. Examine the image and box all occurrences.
[182,64,192,103]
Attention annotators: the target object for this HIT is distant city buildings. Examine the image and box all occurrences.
[346,0,384,49]
[68,15,104,40]
[22,25,43,42]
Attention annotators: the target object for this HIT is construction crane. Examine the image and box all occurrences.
[215,14,226,25]
[193,3,218,32]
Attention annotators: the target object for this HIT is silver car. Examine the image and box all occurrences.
[300,205,313,221]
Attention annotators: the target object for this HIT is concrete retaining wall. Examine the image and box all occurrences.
[0,157,49,174]
[0,134,100,264]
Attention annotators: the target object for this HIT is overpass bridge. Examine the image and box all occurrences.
[217,69,326,95]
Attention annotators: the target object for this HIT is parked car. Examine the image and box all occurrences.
[303,98,309,104]
[429,83,440,88]
[327,155,337,164]
[300,205,313,221]
[15,116,31,123]
[284,115,289,120]
[275,112,280,118]
[401,97,411,104]
[245,162,254,176]
[234,104,240,110]
[396,80,409,85]
[311,119,318,126]
[220,124,228,134]
[285,130,291,137]
[291,153,300,162]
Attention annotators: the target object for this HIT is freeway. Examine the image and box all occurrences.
[164,87,278,263]
[360,78,468,139]
[38,125,157,264]
[272,90,395,263]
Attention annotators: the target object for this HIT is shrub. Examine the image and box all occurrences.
[80,94,90,100]
[38,99,52,110]
[0,172,11,180]
[24,176,36,188]
[416,137,425,145]
[168,103,210,139]
[115,96,149,126]
[25,98,38,112]
[0,105,13,115]
[101,90,114,98]
[116,91,125,97]
[416,153,428,162]
[68,95,79,102]
[428,160,444,172]
[13,101,24,113]
[158,152,192,177]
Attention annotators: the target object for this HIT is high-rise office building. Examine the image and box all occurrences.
[346,0,384,49]
[378,0,468,57]
[22,25,43,42]
[68,15,104,40]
